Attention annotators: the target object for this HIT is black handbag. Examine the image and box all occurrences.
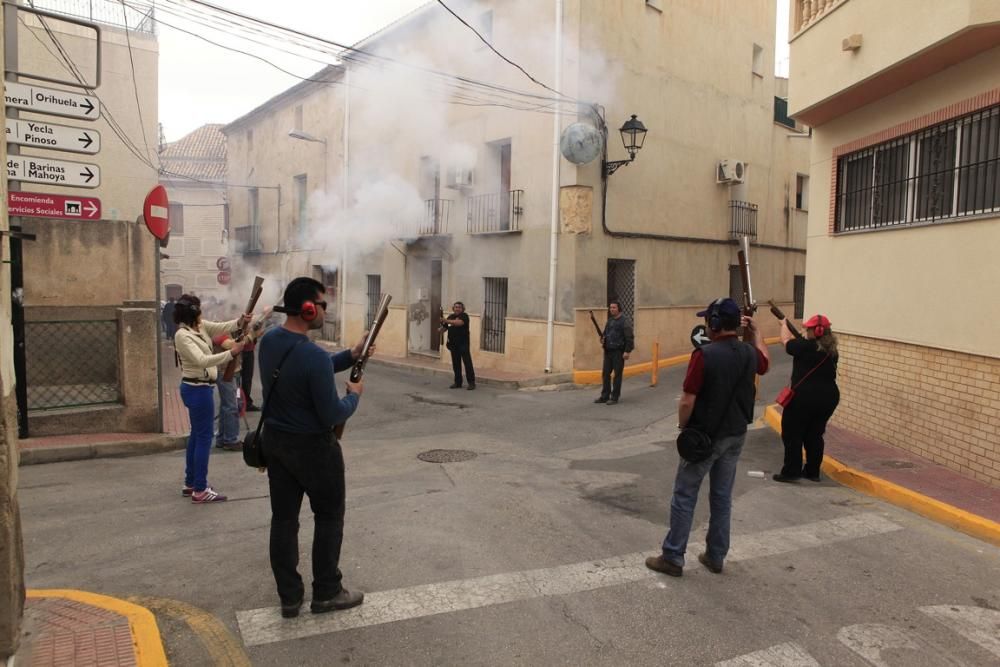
[242,339,305,470]
[676,346,754,464]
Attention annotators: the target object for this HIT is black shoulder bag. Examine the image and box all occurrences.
[676,344,755,464]
[242,340,305,470]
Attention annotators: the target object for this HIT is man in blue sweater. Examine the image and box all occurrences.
[257,277,367,618]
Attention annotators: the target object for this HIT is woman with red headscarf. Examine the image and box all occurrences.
[773,314,840,483]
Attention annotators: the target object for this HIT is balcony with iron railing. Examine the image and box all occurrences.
[467,190,524,234]
[397,199,452,239]
[28,0,156,34]
[233,225,261,254]
[729,201,758,241]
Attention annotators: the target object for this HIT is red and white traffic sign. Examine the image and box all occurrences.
[143,184,170,240]
[217,270,232,286]
[7,191,101,220]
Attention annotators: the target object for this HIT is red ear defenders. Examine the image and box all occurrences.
[275,301,320,322]
[803,314,831,337]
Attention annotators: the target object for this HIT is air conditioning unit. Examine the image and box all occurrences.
[445,167,475,190]
[717,159,746,184]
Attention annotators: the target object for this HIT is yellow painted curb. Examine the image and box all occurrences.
[574,340,784,385]
[27,589,168,667]
[762,405,1000,547]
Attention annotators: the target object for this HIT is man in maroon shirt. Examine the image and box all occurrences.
[646,297,769,577]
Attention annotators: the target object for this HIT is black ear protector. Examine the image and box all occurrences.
[300,301,318,322]
[706,298,724,333]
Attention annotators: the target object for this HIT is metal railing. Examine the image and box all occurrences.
[482,277,508,353]
[233,225,261,253]
[414,199,451,236]
[729,201,758,240]
[25,320,120,410]
[835,105,1000,232]
[467,190,524,233]
[29,0,156,34]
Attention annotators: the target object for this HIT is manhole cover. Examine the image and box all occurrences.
[417,449,478,463]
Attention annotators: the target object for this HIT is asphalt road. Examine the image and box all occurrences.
[18,353,1000,666]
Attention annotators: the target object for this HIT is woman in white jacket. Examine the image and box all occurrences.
[173,295,246,503]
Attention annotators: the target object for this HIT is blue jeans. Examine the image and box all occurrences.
[180,383,215,491]
[216,374,240,446]
[661,432,746,566]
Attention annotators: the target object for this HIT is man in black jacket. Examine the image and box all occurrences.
[595,300,634,405]
[441,301,476,390]
[646,297,770,577]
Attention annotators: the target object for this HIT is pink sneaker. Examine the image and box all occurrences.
[191,487,227,503]
[181,485,194,497]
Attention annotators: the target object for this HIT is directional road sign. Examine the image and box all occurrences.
[7,155,100,188]
[690,324,711,349]
[7,191,101,220]
[4,81,100,121]
[6,118,100,155]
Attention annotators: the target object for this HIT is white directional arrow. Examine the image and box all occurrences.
[693,331,710,345]
[5,119,101,155]
[4,81,100,121]
[84,200,99,217]
[6,155,101,189]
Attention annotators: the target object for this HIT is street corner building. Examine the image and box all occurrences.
[787,0,1000,487]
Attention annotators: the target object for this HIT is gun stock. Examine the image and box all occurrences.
[333,293,392,440]
[767,299,802,339]
[222,275,265,382]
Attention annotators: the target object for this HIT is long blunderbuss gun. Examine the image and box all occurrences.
[588,310,605,342]
[737,236,757,343]
[333,293,392,441]
[767,300,803,339]
[222,275,264,382]
[438,306,446,346]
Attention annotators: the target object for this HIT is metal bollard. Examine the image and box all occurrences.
[651,341,660,387]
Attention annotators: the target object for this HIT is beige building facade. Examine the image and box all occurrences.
[788,0,1000,486]
[227,0,810,375]
[159,124,229,304]
[9,5,161,438]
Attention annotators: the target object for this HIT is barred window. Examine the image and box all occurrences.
[482,277,508,353]
[836,105,1000,232]
[366,274,381,329]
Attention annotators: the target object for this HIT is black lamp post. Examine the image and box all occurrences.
[604,114,648,176]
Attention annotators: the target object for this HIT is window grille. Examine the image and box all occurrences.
[836,104,1000,232]
[607,259,636,326]
[482,277,508,353]
[366,275,382,329]
[793,275,806,319]
[467,190,523,233]
[25,320,120,410]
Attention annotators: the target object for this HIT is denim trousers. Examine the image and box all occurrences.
[216,374,240,445]
[264,429,346,605]
[661,432,746,566]
[180,383,215,491]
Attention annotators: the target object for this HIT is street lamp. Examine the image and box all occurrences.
[287,129,326,145]
[604,114,648,176]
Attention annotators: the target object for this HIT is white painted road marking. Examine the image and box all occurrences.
[237,513,902,646]
[716,642,821,666]
[920,605,1000,658]
[837,623,967,667]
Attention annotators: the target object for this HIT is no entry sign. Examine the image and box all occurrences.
[143,184,170,240]
[7,191,101,220]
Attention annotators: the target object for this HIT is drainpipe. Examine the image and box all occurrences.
[544,0,563,373]
[340,67,350,342]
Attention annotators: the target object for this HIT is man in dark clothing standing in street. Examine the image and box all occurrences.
[257,277,368,618]
[241,338,259,411]
[595,300,634,405]
[441,301,476,390]
[646,297,769,578]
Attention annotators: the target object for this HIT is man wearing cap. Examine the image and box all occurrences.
[646,297,770,577]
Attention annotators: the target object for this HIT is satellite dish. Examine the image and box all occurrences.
[560,122,603,165]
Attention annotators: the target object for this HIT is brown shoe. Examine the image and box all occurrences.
[645,555,682,577]
[698,552,723,574]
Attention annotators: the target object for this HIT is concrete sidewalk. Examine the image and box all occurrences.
[15,590,166,667]
[764,404,1000,547]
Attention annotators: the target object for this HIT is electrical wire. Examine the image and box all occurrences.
[119,1,153,161]
[434,0,569,100]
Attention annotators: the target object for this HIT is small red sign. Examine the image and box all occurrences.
[143,184,170,240]
[216,257,231,271]
[7,191,101,220]
[217,270,231,286]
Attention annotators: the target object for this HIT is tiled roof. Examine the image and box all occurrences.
[159,124,227,183]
